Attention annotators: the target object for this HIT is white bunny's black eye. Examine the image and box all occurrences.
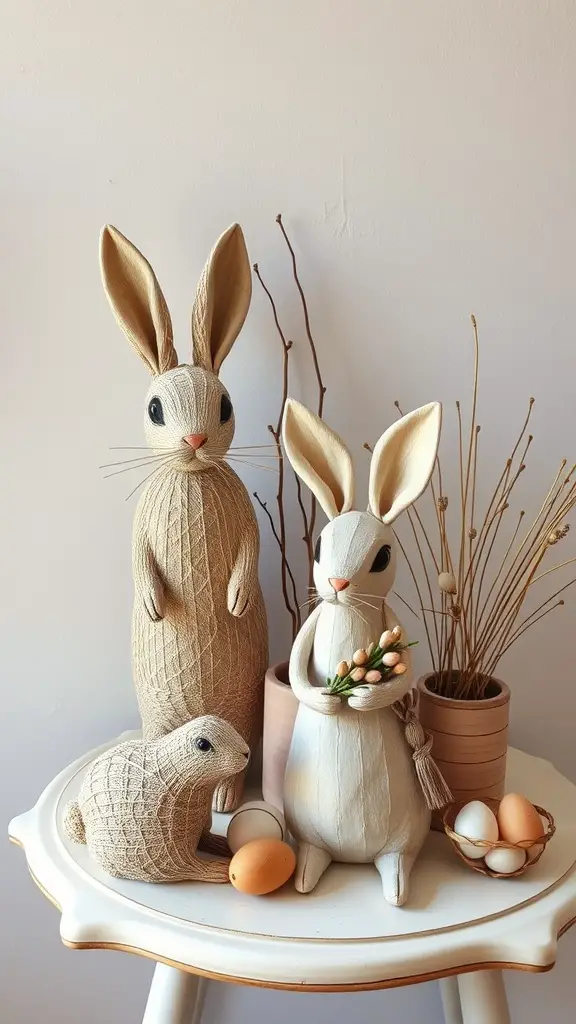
[148,397,165,425]
[370,545,391,573]
[195,737,213,753]
[220,394,233,423]
[314,535,321,563]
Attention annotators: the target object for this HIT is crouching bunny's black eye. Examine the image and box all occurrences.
[148,397,165,425]
[314,535,322,563]
[195,737,213,753]
[370,545,391,572]
[220,394,233,423]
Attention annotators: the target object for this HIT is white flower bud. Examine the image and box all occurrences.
[438,572,457,594]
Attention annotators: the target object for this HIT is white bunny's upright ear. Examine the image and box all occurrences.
[191,223,252,374]
[368,403,442,524]
[100,225,178,376]
[282,400,355,520]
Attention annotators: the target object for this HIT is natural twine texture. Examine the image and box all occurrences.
[63,716,249,883]
[443,798,555,878]
[131,457,267,811]
[392,691,453,811]
[100,223,268,812]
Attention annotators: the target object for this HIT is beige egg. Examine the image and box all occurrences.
[227,801,286,854]
[229,839,296,895]
[484,846,526,875]
[497,794,543,845]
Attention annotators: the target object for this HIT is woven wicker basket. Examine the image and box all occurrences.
[443,798,555,878]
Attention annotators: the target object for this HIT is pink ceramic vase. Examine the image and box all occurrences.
[262,662,298,812]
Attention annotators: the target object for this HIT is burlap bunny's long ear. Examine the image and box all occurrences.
[100,226,178,376]
[191,224,252,374]
[368,403,442,524]
[282,399,355,520]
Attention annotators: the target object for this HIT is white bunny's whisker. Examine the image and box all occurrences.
[351,596,376,613]
[350,592,384,609]
[347,603,371,629]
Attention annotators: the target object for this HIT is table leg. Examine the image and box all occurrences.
[142,964,207,1024]
[457,970,510,1024]
[439,976,463,1024]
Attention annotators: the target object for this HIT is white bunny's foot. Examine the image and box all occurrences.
[295,843,332,893]
[374,850,418,906]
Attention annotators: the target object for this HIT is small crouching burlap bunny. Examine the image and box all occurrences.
[63,716,249,882]
[281,399,447,905]
[100,224,268,812]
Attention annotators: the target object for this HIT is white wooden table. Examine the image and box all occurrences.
[8,739,576,1024]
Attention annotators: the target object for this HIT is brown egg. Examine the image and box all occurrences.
[229,839,296,895]
[497,793,544,845]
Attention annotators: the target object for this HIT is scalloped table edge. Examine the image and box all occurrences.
[9,835,576,993]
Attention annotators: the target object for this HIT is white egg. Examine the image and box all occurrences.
[484,846,527,874]
[227,800,286,854]
[453,800,499,859]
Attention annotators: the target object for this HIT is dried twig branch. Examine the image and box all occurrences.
[277,213,326,582]
[254,216,328,639]
[253,262,300,635]
[393,319,575,699]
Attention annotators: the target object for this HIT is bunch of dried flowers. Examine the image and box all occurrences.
[391,317,575,700]
[325,627,416,700]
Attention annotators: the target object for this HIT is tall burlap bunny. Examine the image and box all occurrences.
[100,223,268,811]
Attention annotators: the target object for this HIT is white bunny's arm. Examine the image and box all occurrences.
[133,535,165,622]
[227,511,260,617]
[289,605,341,716]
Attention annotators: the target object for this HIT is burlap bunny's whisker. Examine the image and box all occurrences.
[102,452,182,479]
[100,223,268,812]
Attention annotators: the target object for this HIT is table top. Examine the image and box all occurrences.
[9,734,576,991]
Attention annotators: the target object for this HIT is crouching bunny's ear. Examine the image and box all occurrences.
[100,225,178,376]
[369,403,442,524]
[191,224,252,374]
[282,399,355,520]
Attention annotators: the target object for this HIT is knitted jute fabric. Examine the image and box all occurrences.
[63,716,249,883]
[100,223,268,812]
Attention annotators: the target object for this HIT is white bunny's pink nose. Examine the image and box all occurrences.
[184,434,207,450]
[329,577,350,592]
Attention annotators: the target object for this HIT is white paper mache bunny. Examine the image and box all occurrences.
[281,398,442,905]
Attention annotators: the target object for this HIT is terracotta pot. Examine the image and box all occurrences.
[417,674,510,806]
[262,662,298,812]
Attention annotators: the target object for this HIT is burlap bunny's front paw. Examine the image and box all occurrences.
[227,579,252,617]
[142,578,165,622]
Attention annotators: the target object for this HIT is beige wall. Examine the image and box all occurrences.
[2,1,575,1020]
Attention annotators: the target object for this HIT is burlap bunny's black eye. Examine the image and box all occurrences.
[195,737,213,753]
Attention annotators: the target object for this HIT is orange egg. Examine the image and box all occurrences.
[229,839,296,895]
[497,793,543,845]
